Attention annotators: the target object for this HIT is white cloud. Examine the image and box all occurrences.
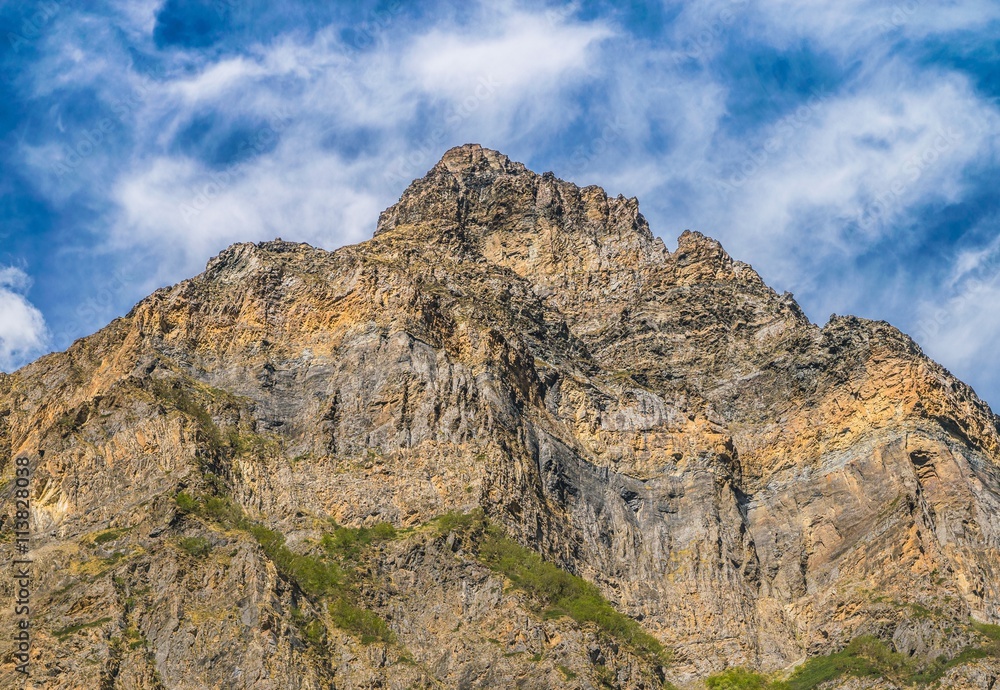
[167,56,272,105]
[406,11,612,98]
[912,269,1000,409]
[704,70,998,259]
[908,215,1000,407]
[9,0,1000,405]
[748,0,1000,50]
[86,3,615,285]
[0,267,49,372]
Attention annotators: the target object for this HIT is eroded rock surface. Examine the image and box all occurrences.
[1,144,998,688]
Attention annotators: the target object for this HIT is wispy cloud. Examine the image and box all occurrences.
[4,0,999,407]
[34,3,616,286]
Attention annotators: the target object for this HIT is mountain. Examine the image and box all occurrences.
[2,144,999,689]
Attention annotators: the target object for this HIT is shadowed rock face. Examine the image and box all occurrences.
[1,144,999,688]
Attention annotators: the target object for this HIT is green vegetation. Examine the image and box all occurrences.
[328,597,396,644]
[172,491,398,646]
[174,491,198,514]
[54,617,113,641]
[228,430,282,457]
[249,523,346,597]
[93,527,129,545]
[291,607,327,645]
[321,520,397,560]
[177,536,213,558]
[123,626,146,650]
[151,380,225,454]
[778,636,902,689]
[972,620,1000,643]
[54,408,86,435]
[435,510,669,666]
[557,664,578,680]
[707,623,1000,690]
[101,551,127,567]
[705,668,772,690]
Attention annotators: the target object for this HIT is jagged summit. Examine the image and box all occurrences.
[3,147,1000,688]
[376,144,651,241]
[435,142,528,177]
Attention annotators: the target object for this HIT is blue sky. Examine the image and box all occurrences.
[1,0,999,409]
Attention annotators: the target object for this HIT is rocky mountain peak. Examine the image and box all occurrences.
[375,144,654,250]
[435,142,529,178]
[3,147,1000,689]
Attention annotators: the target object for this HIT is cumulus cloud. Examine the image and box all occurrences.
[0,267,49,372]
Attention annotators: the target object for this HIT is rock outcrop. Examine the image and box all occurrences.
[1,144,998,689]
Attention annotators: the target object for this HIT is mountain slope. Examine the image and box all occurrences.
[1,144,999,689]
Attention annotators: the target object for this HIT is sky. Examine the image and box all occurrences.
[1,0,998,410]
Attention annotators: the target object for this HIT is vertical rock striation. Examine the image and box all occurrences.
[1,144,998,688]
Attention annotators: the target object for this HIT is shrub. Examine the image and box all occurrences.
[178,536,212,558]
[174,492,198,514]
[972,621,1000,643]
[329,596,395,644]
[557,664,578,680]
[435,510,481,534]
[93,528,129,545]
[441,512,669,664]
[170,490,398,647]
[249,524,345,597]
[54,617,113,641]
[321,521,397,560]
[705,668,772,690]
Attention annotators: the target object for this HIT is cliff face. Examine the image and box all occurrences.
[1,144,999,689]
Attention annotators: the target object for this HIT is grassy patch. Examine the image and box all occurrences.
[437,510,669,665]
[972,621,1000,642]
[557,664,578,680]
[435,510,480,533]
[177,536,212,558]
[228,431,282,457]
[151,380,225,455]
[784,636,905,689]
[172,491,397,645]
[54,617,113,641]
[124,626,146,650]
[779,625,1000,690]
[291,607,327,646]
[328,596,396,644]
[101,551,127,567]
[321,521,397,561]
[249,523,346,598]
[705,668,772,689]
[93,528,129,545]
